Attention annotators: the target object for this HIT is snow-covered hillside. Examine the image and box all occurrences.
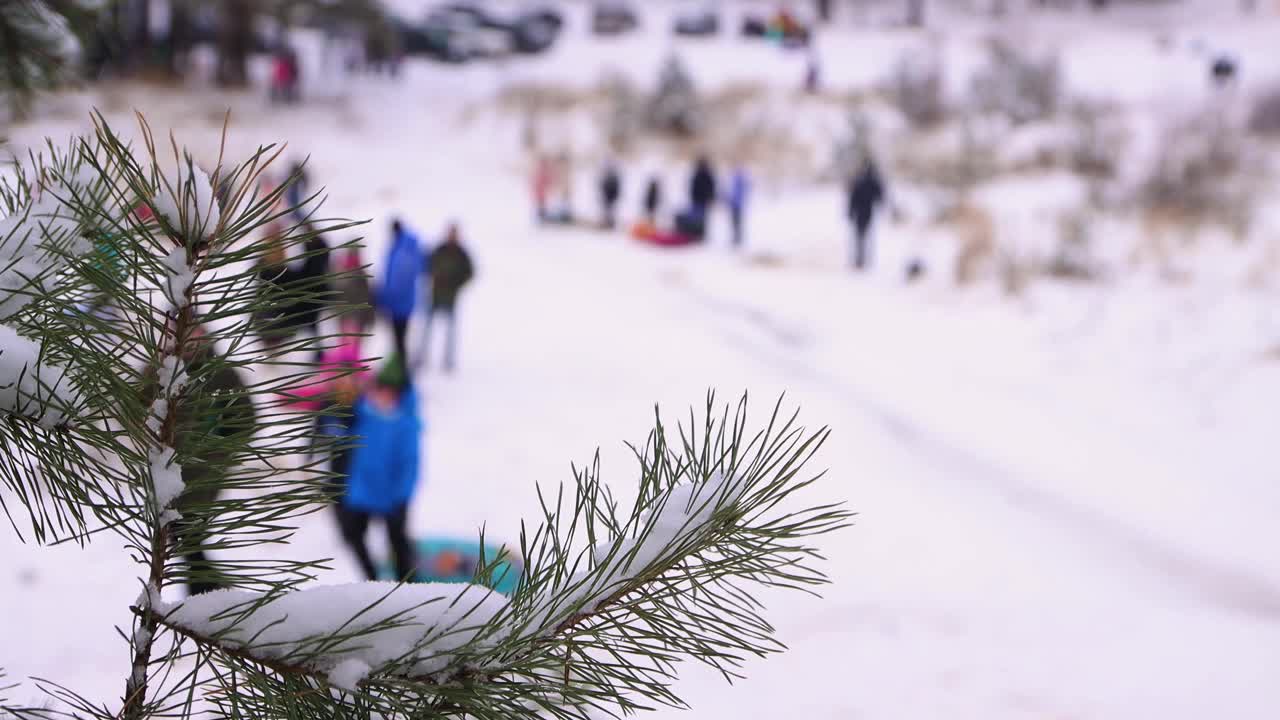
[3,1,1280,718]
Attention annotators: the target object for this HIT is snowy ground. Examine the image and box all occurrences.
[4,2,1280,718]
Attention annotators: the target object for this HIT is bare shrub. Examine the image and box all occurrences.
[896,113,1002,192]
[602,72,642,152]
[1139,113,1259,245]
[1047,210,1099,280]
[998,246,1035,296]
[935,202,996,286]
[1067,101,1126,179]
[970,38,1061,125]
[1248,86,1280,135]
[892,52,945,128]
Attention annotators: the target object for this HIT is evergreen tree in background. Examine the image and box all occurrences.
[0,0,93,117]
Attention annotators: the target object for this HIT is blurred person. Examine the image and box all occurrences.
[725,164,751,249]
[377,219,424,371]
[270,47,290,103]
[288,226,333,341]
[846,156,886,270]
[599,162,622,229]
[274,314,367,462]
[643,174,662,223]
[337,358,421,581]
[420,223,475,374]
[334,246,376,332]
[805,54,822,94]
[532,154,554,221]
[690,155,717,212]
[285,46,301,102]
[254,229,293,347]
[283,161,310,220]
[676,155,717,240]
[269,44,300,104]
[172,325,257,595]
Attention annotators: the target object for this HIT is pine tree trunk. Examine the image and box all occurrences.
[216,0,252,87]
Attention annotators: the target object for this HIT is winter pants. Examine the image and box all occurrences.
[852,213,875,270]
[337,503,416,581]
[420,305,458,372]
[391,316,410,369]
[729,205,744,248]
[172,519,223,596]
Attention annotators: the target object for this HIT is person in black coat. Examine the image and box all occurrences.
[846,158,885,270]
[600,164,622,229]
[291,229,332,337]
[643,176,662,223]
[677,156,717,240]
[421,224,475,373]
[690,156,716,213]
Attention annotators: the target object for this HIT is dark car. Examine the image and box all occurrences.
[674,8,719,37]
[423,6,514,60]
[592,1,638,36]
[429,3,561,55]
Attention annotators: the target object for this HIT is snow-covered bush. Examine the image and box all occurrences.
[1139,114,1258,240]
[897,113,1002,192]
[934,201,996,286]
[1067,101,1126,179]
[0,117,847,720]
[970,38,1061,125]
[892,51,946,128]
[601,72,642,152]
[1047,210,1099,280]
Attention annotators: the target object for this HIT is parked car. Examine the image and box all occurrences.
[592,1,638,36]
[521,4,564,33]
[423,6,515,60]
[504,7,563,53]
[674,7,719,37]
[429,3,562,55]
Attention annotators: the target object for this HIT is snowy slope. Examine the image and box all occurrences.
[3,2,1280,718]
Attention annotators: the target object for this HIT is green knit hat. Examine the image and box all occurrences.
[376,354,408,389]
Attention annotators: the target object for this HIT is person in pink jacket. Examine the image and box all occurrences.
[277,316,368,468]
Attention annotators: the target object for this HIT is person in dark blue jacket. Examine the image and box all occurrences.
[377,219,424,371]
[847,157,886,270]
[337,358,421,581]
[725,164,750,248]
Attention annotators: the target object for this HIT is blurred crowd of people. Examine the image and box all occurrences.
[529,150,887,269]
[173,162,475,595]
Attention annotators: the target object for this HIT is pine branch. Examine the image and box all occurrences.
[144,395,848,720]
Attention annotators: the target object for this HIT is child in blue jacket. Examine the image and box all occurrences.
[337,357,421,581]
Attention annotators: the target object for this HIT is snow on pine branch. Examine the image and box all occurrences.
[0,323,76,427]
[152,152,221,245]
[158,246,194,308]
[0,167,104,319]
[157,582,511,691]
[523,471,748,634]
[155,473,747,691]
[146,354,188,524]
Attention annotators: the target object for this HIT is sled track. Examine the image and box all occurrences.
[685,287,1280,622]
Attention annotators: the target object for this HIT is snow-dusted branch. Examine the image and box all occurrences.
[0,324,77,428]
[0,167,105,320]
[147,399,846,720]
